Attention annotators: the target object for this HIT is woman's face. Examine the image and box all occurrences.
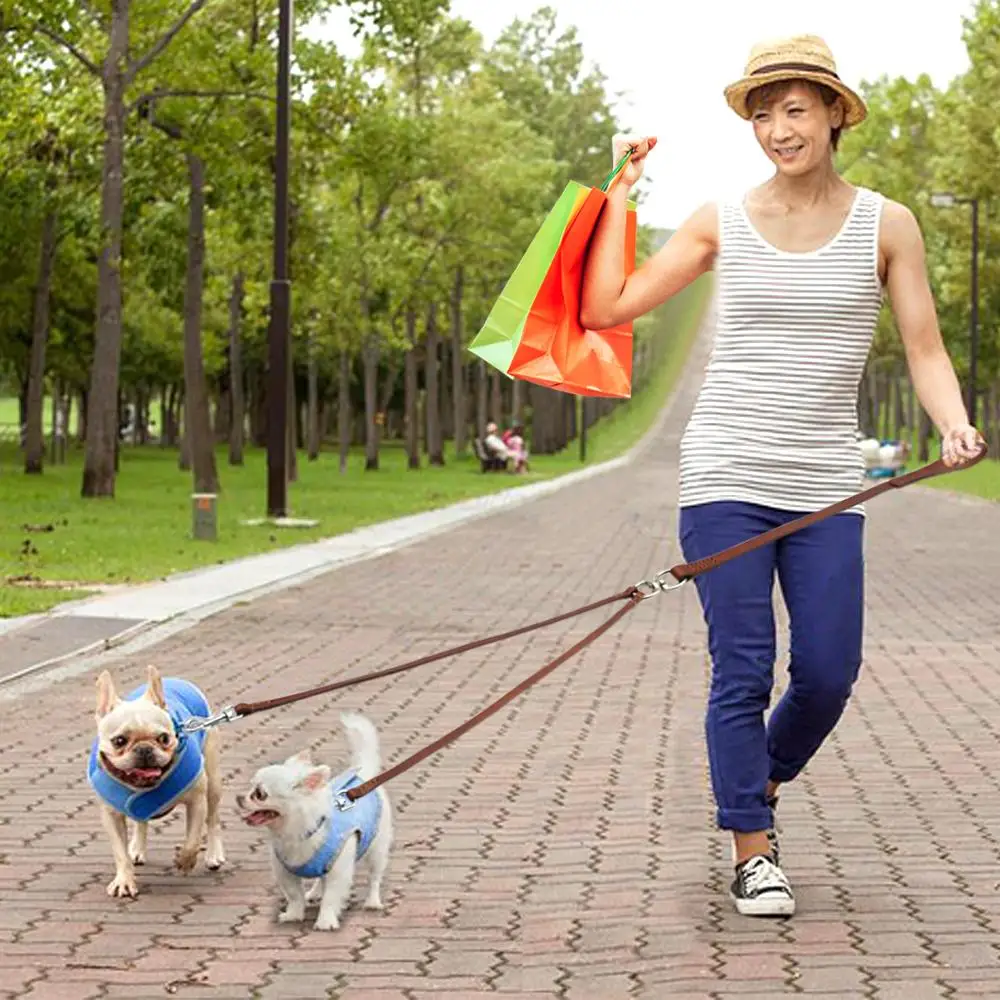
[749,81,843,177]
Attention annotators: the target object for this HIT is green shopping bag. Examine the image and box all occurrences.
[468,148,634,374]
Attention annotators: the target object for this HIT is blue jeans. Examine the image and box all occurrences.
[679,501,865,833]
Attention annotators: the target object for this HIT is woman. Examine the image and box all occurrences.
[581,34,984,917]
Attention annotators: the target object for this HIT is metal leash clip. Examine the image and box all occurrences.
[183,705,242,733]
[633,570,689,599]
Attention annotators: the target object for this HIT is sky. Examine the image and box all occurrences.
[309,0,977,230]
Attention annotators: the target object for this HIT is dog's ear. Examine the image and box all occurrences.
[287,749,312,766]
[295,765,331,793]
[95,671,119,718]
[144,665,167,709]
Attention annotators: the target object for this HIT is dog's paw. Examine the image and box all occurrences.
[313,914,340,931]
[106,871,138,898]
[205,847,226,871]
[363,894,384,911]
[174,846,199,873]
[277,908,305,925]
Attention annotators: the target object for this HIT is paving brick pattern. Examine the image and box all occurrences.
[2,318,1000,999]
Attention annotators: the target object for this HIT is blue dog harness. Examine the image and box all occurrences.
[277,770,383,879]
[87,677,210,822]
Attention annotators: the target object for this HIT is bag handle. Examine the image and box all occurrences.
[599,145,637,193]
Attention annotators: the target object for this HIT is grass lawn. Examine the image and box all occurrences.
[0,295,705,618]
[0,395,80,435]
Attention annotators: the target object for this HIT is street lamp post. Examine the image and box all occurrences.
[266,0,293,518]
[929,191,980,428]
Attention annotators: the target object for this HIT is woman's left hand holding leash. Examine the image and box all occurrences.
[941,423,985,468]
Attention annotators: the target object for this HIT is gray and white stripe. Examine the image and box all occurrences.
[678,187,885,514]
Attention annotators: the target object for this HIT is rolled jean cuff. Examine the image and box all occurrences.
[717,805,773,834]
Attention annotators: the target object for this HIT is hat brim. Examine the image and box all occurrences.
[724,70,867,128]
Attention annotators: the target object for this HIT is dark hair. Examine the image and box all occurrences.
[746,79,844,151]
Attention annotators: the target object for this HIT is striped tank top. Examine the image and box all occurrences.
[678,186,885,514]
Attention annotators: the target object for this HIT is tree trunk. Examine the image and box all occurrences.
[24,208,58,474]
[450,266,467,457]
[440,339,453,442]
[338,349,351,474]
[307,333,320,461]
[425,303,444,465]
[906,378,916,443]
[82,1,128,498]
[405,311,420,470]
[49,380,66,465]
[319,398,329,441]
[180,153,219,494]
[362,324,380,471]
[78,388,88,444]
[213,386,229,443]
[532,385,558,454]
[988,384,999,457]
[228,271,245,465]
[132,388,143,446]
[489,371,503,427]
[48,384,58,464]
[866,363,878,438]
[173,388,184,447]
[475,360,488,439]
[160,387,169,446]
[379,361,400,422]
[893,366,906,439]
[918,406,932,462]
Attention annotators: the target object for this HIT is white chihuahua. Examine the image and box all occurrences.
[237,712,392,931]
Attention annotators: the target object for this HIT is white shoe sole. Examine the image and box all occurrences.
[730,890,796,917]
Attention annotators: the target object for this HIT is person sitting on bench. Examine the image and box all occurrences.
[483,422,511,470]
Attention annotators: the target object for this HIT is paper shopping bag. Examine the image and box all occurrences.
[466,181,592,373]
[467,147,636,387]
[505,184,638,399]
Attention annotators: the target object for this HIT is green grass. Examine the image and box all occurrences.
[0,395,81,436]
[0,299,706,618]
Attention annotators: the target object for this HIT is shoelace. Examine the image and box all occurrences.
[743,856,790,895]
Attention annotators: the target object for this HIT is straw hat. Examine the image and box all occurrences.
[723,34,867,128]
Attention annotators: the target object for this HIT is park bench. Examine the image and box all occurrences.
[473,437,509,473]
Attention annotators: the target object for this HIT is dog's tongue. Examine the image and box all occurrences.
[245,811,274,826]
[129,767,163,780]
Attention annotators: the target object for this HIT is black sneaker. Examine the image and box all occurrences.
[730,854,795,916]
[767,794,780,867]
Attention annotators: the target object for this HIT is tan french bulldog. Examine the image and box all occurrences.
[89,665,225,897]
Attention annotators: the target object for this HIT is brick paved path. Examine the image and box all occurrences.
[3,320,1000,1000]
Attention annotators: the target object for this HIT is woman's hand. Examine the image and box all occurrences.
[611,133,657,188]
[941,423,985,468]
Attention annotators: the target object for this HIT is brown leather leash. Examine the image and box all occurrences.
[184,442,987,808]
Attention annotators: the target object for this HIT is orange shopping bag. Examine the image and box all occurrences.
[506,160,638,399]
